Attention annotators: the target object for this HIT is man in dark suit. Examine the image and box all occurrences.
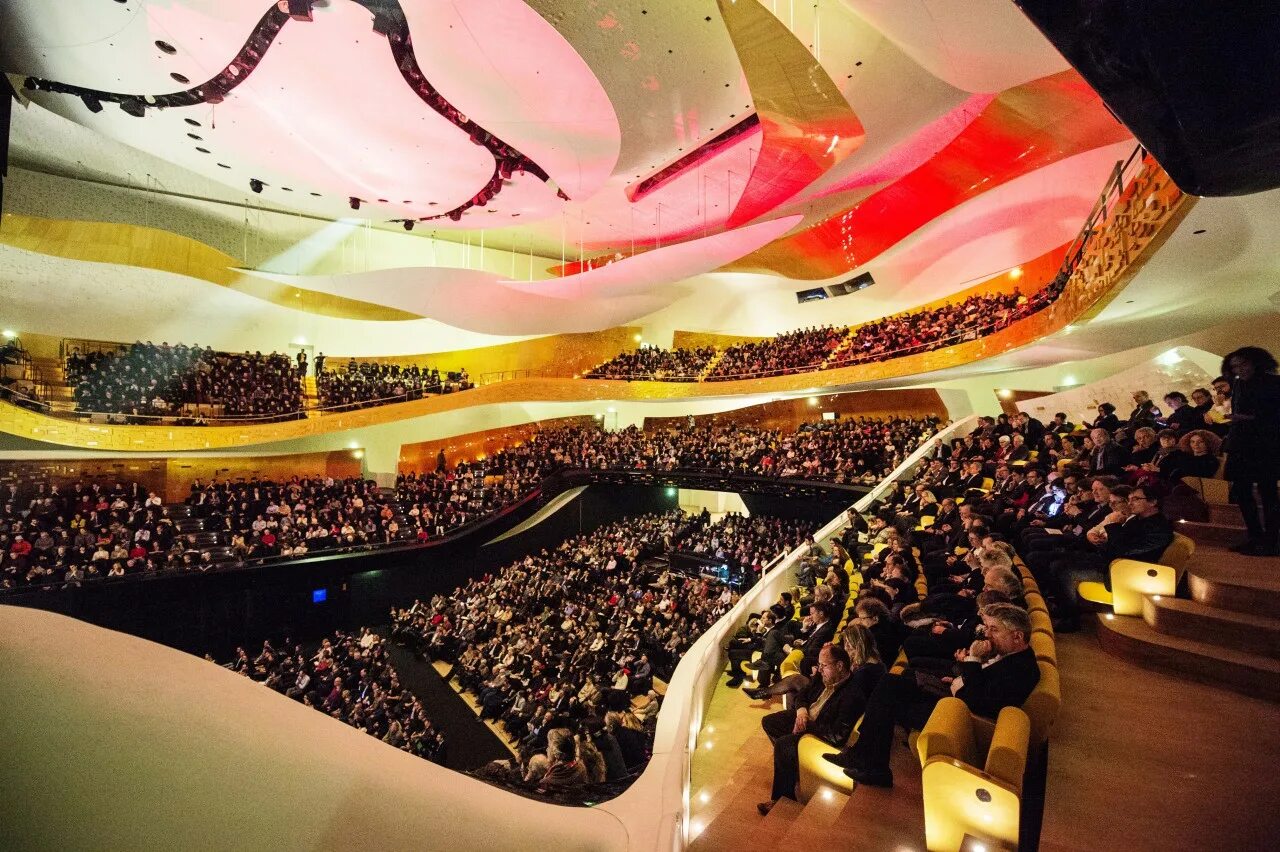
[1052,484,1174,631]
[1088,428,1129,475]
[823,603,1040,788]
[757,645,870,812]
[787,601,838,679]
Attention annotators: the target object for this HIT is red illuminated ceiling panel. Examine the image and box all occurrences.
[725,71,1134,279]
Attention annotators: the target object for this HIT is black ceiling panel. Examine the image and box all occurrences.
[1015,0,1280,196]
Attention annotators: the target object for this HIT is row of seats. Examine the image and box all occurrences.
[756,530,1062,850]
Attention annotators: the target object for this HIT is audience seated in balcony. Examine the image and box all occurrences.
[317,359,472,410]
[585,278,1068,383]
[222,630,447,765]
[66,342,304,423]
[1,415,936,593]
[584,346,715,381]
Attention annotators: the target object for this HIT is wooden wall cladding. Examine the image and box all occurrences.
[644,388,945,432]
[0,451,361,503]
[396,415,597,474]
[334,326,639,380]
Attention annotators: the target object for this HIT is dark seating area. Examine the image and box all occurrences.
[317,359,473,410]
[66,341,304,423]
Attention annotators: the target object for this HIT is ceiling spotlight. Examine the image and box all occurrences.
[403,220,415,231]
[80,94,103,113]
[119,98,146,118]
[249,178,264,194]
[349,197,362,210]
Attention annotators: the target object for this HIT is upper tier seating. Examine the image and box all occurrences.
[66,342,304,423]
[582,279,1067,383]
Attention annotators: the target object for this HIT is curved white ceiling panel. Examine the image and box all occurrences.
[233,214,801,334]
[846,0,1070,94]
[503,214,804,298]
[237,266,673,336]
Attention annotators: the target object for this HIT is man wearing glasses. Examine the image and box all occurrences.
[755,645,868,814]
[1052,485,1174,632]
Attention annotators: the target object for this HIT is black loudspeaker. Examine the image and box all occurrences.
[0,76,13,216]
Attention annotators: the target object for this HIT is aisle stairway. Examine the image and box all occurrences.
[697,350,727,381]
[1095,514,1280,702]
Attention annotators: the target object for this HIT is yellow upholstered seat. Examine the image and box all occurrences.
[1079,533,1194,616]
[1030,631,1057,667]
[917,698,1031,852]
[778,648,805,680]
[1029,608,1054,638]
[971,660,1060,749]
[796,717,862,802]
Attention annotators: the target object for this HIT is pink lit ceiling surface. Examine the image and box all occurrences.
[13,0,620,224]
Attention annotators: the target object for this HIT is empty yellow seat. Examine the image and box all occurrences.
[917,698,1031,852]
[1079,533,1194,616]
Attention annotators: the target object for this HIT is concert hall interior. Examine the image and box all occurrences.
[2,2,1279,851]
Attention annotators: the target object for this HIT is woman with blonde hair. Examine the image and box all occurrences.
[841,621,883,669]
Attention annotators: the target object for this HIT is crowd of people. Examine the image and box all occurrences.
[706,326,848,381]
[583,345,716,381]
[222,630,447,766]
[317,359,472,410]
[674,512,817,586]
[391,508,814,793]
[583,281,1065,383]
[66,342,305,422]
[1,416,936,593]
[739,346,1279,809]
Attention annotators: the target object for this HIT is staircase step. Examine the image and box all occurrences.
[1175,519,1249,547]
[1097,613,1280,702]
[1189,558,1280,620]
[776,784,850,848]
[1207,503,1244,526]
[1143,594,1280,657]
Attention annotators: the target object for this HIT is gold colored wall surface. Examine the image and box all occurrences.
[335,327,640,381]
[396,416,596,474]
[643,388,945,433]
[0,451,361,503]
[670,330,769,351]
[0,212,418,321]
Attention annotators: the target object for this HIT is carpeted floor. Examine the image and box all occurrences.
[383,641,514,773]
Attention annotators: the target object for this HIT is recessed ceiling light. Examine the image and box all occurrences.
[217,162,230,168]
[195,146,210,153]
[184,118,201,127]
[155,40,177,55]
[170,72,190,84]
[187,133,201,140]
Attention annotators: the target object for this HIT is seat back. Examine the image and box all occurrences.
[778,648,805,680]
[1023,661,1061,745]
[985,705,1032,790]
[1158,532,1196,579]
[1029,608,1054,638]
[1030,631,1057,667]
[917,696,979,767]
[1109,558,1177,616]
